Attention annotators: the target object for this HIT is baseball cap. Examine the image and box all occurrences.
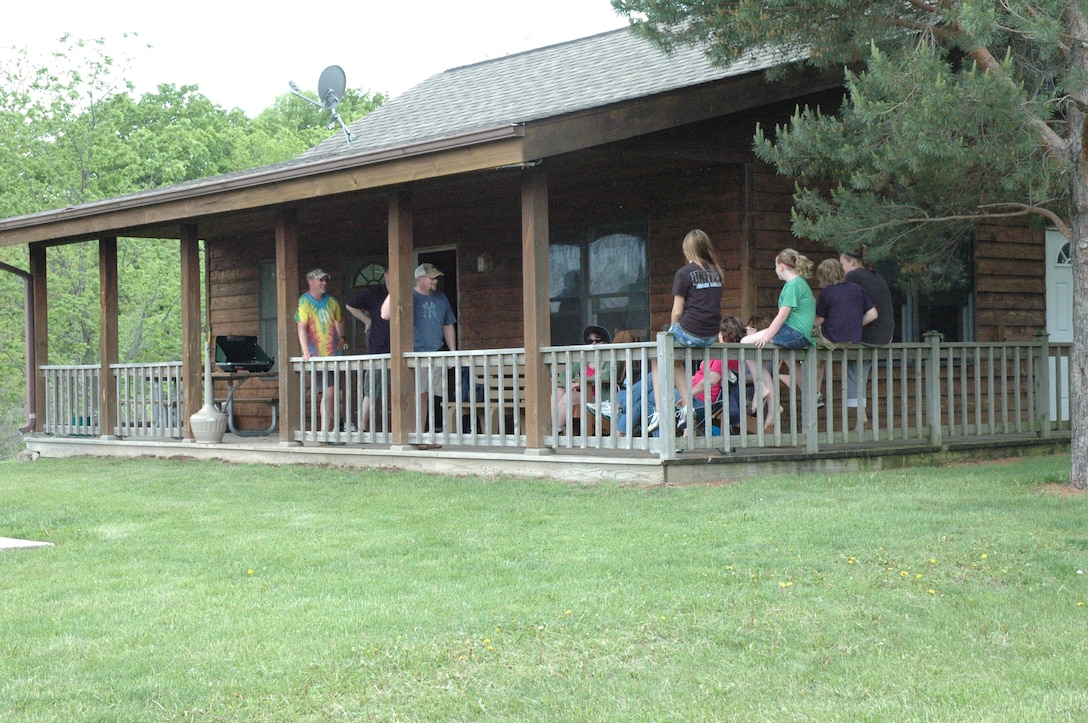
[306,268,331,280]
[414,263,443,279]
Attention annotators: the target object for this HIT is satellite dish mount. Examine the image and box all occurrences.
[289,65,356,144]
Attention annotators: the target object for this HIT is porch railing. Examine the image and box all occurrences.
[41,362,184,438]
[41,336,1072,458]
[41,365,101,437]
[294,354,391,446]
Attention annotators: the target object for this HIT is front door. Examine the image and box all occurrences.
[1045,229,1072,421]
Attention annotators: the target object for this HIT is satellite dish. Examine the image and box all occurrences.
[317,65,347,109]
[288,65,357,145]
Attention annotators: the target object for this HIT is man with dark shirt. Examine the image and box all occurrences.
[346,266,390,432]
[840,249,895,428]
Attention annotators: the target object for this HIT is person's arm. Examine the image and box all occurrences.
[443,323,456,353]
[380,293,391,321]
[297,321,311,361]
[335,318,346,354]
[670,295,685,326]
[862,306,878,326]
[815,315,826,328]
[346,305,372,329]
[691,365,722,400]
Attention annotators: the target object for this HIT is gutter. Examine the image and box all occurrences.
[0,261,35,433]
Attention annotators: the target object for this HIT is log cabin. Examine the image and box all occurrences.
[0,27,1071,482]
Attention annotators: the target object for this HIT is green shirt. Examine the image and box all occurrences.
[779,276,816,346]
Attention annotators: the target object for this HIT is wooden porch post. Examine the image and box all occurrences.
[180,225,202,439]
[275,208,302,445]
[739,164,757,321]
[388,189,415,448]
[924,331,943,447]
[522,164,553,452]
[99,236,119,439]
[30,244,47,432]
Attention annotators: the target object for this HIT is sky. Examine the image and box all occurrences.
[1,0,630,117]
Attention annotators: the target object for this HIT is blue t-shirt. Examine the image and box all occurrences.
[413,289,456,352]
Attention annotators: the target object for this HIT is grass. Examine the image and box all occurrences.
[1,454,1086,721]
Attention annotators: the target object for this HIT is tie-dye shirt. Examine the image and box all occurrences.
[294,293,342,356]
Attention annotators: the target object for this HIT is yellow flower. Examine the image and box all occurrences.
[928,589,936,595]
[247,569,253,575]
[981,553,988,559]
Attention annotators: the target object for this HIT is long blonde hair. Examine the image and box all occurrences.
[682,229,723,275]
[777,248,813,279]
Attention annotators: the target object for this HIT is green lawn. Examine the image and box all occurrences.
[1,455,1085,721]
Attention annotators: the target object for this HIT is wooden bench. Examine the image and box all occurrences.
[445,364,525,435]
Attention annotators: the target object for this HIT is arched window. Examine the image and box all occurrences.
[1056,241,1072,266]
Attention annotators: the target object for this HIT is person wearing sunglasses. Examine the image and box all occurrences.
[554,325,612,434]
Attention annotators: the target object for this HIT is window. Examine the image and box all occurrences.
[888,236,976,342]
[549,222,648,346]
[258,261,278,371]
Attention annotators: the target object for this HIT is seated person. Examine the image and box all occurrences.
[613,316,744,436]
[555,325,611,433]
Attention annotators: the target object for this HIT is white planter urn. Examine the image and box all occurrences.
[189,342,227,443]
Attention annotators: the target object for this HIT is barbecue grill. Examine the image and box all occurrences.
[214,336,275,373]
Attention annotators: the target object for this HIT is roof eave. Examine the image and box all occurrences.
[0,125,527,247]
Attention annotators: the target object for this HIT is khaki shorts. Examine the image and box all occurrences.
[417,363,446,397]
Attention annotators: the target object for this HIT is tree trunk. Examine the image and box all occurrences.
[1067,8,1088,489]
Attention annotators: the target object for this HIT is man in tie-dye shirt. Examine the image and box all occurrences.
[295,268,345,437]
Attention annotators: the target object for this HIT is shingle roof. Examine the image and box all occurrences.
[300,26,789,162]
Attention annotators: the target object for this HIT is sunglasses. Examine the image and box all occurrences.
[587,337,605,344]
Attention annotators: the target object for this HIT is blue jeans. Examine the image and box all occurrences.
[771,325,810,349]
[614,376,705,436]
[846,359,872,408]
[669,322,717,348]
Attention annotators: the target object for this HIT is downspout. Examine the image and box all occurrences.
[0,261,36,433]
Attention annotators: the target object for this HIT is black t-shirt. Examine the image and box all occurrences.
[671,261,723,337]
[845,268,894,344]
[346,285,391,354]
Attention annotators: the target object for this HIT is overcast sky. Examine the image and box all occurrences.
[2,0,630,117]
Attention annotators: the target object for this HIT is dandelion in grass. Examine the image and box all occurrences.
[981,553,988,559]
[247,569,253,575]
[928,589,936,595]
[929,558,937,564]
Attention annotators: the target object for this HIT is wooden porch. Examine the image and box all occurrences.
[26,337,1073,484]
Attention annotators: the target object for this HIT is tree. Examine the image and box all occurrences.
[613,0,1088,488]
[0,35,385,455]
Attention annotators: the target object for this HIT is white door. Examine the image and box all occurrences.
[1045,229,1073,421]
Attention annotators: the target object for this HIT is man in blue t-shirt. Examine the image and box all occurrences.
[381,263,457,433]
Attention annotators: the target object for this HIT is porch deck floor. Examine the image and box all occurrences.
[24,430,1069,486]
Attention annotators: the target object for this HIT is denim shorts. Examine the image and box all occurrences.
[669,322,717,348]
[771,325,810,349]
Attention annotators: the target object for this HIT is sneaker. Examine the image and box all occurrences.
[816,393,825,409]
[586,401,612,419]
[675,405,688,433]
[645,410,660,433]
